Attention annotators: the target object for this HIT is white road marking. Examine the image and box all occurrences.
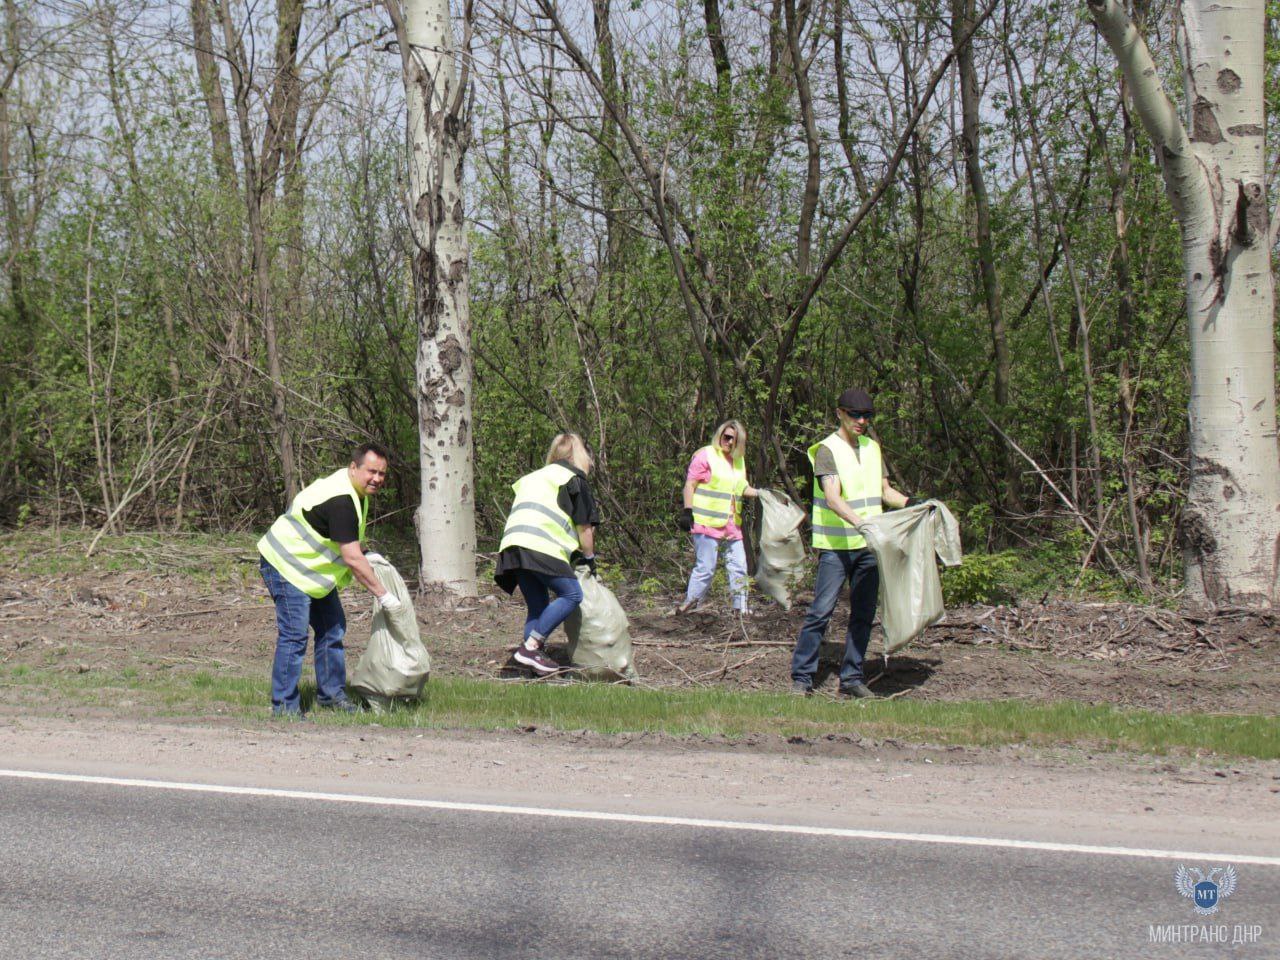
[3,767,1277,866]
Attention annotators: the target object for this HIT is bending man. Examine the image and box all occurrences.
[257,442,401,716]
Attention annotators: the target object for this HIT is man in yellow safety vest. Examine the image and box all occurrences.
[790,389,921,699]
[257,442,400,716]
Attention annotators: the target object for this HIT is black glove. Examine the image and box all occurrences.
[904,496,929,508]
[677,507,694,532]
[582,555,598,577]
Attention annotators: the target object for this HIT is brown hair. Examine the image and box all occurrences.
[351,441,390,466]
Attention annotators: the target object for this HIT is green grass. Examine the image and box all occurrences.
[1,665,1275,759]
[0,528,257,586]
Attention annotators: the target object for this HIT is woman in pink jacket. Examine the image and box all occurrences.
[676,420,761,615]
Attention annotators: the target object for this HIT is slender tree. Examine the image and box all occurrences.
[385,0,477,597]
[951,0,1021,519]
[1089,0,1280,606]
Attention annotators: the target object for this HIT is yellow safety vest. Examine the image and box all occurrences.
[498,463,581,563]
[690,445,748,529]
[257,469,368,598]
[809,431,882,550]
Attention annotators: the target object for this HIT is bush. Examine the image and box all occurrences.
[941,552,1019,605]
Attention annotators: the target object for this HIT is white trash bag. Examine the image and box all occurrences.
[564,566,635,681]
[350,555,431,712]
[858,501,962,654]
[754,489,807,610]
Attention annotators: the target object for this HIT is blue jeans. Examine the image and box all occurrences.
[791,548,879,688]
[517,569,584,641]
[684,533,748,610]
[260,557,348,713]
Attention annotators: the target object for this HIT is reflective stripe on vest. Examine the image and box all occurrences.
[690,445,747,529]
[257,468,368,598]
[808,432,882,550]
[498,463,580,563]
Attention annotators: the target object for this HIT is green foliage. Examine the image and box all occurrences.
[942,552,1020,606]
[942,538,1161,606]
[0,0,1222,606]
[637,577,667,599]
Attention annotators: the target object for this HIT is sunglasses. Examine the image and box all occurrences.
[721,433,737,443]
[841,409,873,421]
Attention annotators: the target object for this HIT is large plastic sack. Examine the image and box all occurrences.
[564,566,635,681]
[754,489,807,610]
[859,501,963,654]
[350,556,431,712]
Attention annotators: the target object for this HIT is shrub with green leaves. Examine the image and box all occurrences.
[942,552,1019,605]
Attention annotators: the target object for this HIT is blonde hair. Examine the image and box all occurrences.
[711,420,746,460]
[545,432,594,474]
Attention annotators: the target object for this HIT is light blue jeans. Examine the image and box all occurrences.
[684,533,749,611]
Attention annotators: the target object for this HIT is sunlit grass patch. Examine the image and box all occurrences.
[345,679,1279,759]
[7,660,1269,757]
[2,665,1271,759]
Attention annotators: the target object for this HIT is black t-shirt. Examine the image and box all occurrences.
[303,494,362,544]
[555,465,600,527]
[494,460,599,592]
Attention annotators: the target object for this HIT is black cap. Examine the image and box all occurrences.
[837,388,874,413]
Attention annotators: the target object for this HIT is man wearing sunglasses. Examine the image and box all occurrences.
[791,388,921,698]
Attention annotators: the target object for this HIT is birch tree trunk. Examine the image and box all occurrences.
[386,0,476,597]
[1089,0,1280,607]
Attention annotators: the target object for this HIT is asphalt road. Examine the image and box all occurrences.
[1,775,1276,959]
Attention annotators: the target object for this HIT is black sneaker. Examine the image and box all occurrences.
[513,641,560,676]
[317,698,361,714]
[838,682,876,700]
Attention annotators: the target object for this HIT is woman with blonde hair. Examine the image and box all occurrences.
[677,419,760,615]
[494,432,600,674]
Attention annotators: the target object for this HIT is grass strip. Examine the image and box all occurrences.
[2,665,1276,759]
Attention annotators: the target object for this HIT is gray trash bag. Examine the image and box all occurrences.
[859,501,963,654]
[754,489,807,610]
[564,567,635,681]
[349,555,431,712]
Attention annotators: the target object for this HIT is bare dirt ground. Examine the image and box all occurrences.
[1,560,1276,715]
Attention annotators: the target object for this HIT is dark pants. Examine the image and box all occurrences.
[516,569,584,641]
[790,548,879,689]
[260,557,348,714]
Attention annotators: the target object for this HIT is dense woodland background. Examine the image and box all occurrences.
[2,0,1278,594]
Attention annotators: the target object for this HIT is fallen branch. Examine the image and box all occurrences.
[632,639,793,648]
[144,606,243,620]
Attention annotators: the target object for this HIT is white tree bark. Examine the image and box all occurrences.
[1089,0,1280,607]
[386,0,476,597]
